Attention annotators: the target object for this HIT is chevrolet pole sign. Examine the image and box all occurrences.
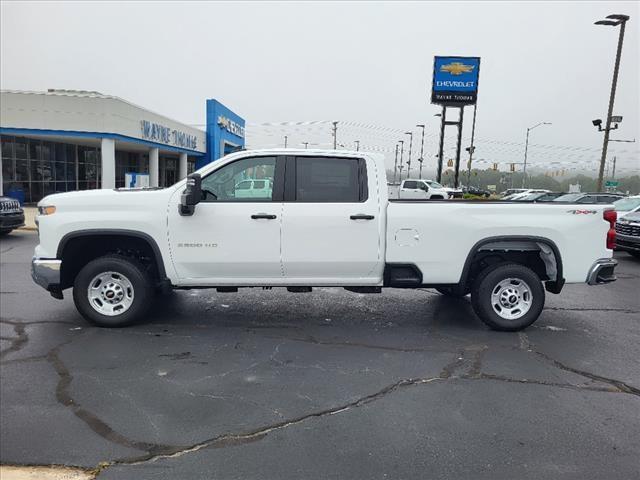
[431,56,481,105]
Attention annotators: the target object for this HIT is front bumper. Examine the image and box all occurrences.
[615,234,640,253]
[31,258,62,294]
[586,258,617,285]
[0,212,25,231]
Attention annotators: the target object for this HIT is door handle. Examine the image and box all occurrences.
[350,214,375,220]
[251,213,277,220]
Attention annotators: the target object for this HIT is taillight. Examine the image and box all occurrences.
[603,209,617,250]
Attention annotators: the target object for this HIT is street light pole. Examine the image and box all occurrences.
[398,140,405,182]
[595,14,630,192]
[405,131,413,179]
[522,122,551,188]
[416,124,425,179]
[284,135,288,148]
[393,143,399,184]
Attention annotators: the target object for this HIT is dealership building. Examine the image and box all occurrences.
[0,89,245,203]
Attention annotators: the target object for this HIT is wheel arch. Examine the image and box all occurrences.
[458,235,564,294]
[57,229,167,289]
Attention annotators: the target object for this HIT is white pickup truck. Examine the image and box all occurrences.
[32,149,618,331]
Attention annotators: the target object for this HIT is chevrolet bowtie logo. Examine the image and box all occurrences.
[440,62,475,75]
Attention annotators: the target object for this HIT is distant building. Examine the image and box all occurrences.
[0,90,244,203]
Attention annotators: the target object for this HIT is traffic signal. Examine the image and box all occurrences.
[447,159,454,167]
[492,163,498,171]
[510,163,515,172]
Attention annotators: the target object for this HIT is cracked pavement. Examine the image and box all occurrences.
[1,231,639,479]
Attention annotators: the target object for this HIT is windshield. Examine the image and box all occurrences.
[554,193,583,202]
[613,197,640,212]
[426,181,443,189]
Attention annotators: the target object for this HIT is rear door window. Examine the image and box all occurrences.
[292,156,366,202]
[404,181,418,189]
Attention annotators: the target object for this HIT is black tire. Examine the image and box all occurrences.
[629,251,640,260]
[73,254,153,327]
[0,230,11,236]
[471,263,545,331]
[435,286,469,297]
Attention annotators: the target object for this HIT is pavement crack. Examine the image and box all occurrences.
[531,350,640,397]
[0,323,28,360]
[472,373,622,394]
[46,335,183,458]
[519,332,639,396]
[103,373,448,468]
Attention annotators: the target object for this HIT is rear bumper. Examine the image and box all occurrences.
[0,212,25,231]
[586,258,617,285]
[31,258,62,292]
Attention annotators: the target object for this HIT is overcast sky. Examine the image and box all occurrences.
[1,1,639,174]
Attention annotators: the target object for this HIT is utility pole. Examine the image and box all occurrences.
[332,121,338,149]
[393,144,399,184]
[405,131,413,179]
[355,140,360,152]
[284,135,288,148]
[398,140,405,183]
[466,103,478,187]
[595,14,630,192]
[416,124,425,179]
[436,107,446,183]
[453,107,464,189]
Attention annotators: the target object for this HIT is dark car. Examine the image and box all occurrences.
[553,192,625,204]
[463,186,491,197]
[615,211,640,259]
[0,196,25,236]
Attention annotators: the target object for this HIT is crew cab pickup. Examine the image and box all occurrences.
[32,149,618,331]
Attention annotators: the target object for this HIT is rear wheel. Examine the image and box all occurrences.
[629,251,640,259]
[471,263,545,331]
[73,254,153,327]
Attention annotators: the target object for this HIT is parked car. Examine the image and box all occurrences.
[613,195,640,218]
[443,186,464,199]
[501,188,528,198]
[32,149,617,331]
[0,196,25,236]
[513,191,562,202]
[398,179,449,200]
[553,192,625,204]
[234,179,273,199]
[614,211,640,258]
[463,186,491,198]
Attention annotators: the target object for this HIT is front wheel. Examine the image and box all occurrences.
[471,263,545,331]
[73,254,153,327]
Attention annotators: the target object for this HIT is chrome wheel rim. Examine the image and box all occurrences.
[490,277,532,320]
[87,271,134,316]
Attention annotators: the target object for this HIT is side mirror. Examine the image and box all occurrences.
[179,173,202,216]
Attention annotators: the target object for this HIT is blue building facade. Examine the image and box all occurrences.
[198,99,246,169]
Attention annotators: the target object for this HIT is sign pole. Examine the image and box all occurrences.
[453,106,465,188]
[436,106,446,183]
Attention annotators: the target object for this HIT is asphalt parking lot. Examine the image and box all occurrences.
[1,230,639,479]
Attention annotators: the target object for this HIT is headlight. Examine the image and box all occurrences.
[38,205,56,216]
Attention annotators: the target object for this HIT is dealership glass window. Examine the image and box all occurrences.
[201,156,276,202]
